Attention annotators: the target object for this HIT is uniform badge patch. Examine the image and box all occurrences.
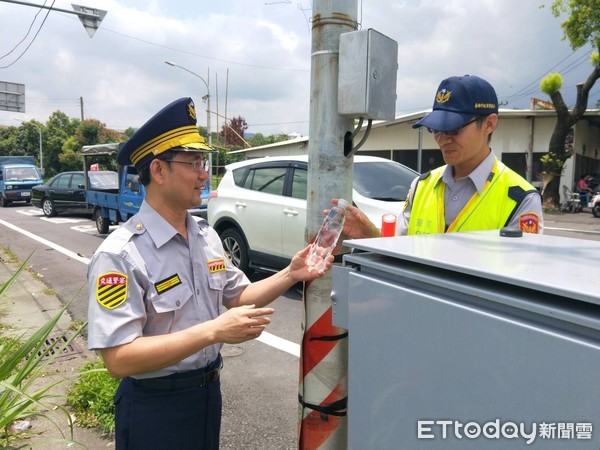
[207,259,226,273]
[518,213,540,234]
[154,274,182,294]
[96,272,128,309]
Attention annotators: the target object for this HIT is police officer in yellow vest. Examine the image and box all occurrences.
[86,97,331,450]
[334,74,543,238]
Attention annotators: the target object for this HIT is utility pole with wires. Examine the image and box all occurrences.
[298,1,357,449]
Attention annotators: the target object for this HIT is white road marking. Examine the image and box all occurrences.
[0,218,300,357]
[0,219,91,264]
[16,208,43,216]
[71,224,102,234]
[256,332,300,357]
[41,217,90,224]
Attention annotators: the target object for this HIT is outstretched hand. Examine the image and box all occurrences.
[213,304,274,344]
[329,198,380,239]
[288,245,333,281]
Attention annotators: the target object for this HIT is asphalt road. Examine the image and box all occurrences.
[0,203,302,449]
[0,203,599,449]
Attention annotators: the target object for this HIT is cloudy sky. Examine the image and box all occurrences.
[0,0,598,138]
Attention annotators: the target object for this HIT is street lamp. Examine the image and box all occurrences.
[13,118,43,176]
[164,61,212,147]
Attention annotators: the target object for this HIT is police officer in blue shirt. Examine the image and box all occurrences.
[87,97,330,450]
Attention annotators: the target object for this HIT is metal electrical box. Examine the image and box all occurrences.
[338,29,398,120]
[332,231,600,449]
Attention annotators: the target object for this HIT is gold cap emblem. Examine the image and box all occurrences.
[436,89,451,104]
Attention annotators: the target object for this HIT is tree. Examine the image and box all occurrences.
[0,126,19,155]
[44,111,81,178]
[247,132,290,148]
[540,0,600,208]
[219,115,248,149]
[75,119,121,146]
[58,136,83,171]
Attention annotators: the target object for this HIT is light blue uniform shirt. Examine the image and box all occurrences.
[87,201,250,379]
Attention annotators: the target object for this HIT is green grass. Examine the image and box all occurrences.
[0,251,87,447]
[66,360,119,435]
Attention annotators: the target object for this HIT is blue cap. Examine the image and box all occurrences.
[412,75,498,132]
[117,97,213,169]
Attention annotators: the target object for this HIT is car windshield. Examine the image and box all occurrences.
[6,167,40,181]
[353,161,416,201]
[89,171,118,189]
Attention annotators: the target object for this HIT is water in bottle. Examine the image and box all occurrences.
[305,199,349,271]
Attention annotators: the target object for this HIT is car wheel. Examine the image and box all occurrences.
[593,204,600,218]
[95,209,110,234]
[220,228,252,274]
[0,196,8,207]
[42,198,56,217]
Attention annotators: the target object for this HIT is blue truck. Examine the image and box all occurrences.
[0,156,44,207]
[81,143,210,234]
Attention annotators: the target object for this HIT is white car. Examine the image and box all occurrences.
[207,155,418,273]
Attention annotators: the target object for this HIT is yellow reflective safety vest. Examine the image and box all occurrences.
[407,159,538,235]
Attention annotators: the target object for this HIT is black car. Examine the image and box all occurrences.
[32,170,118,217]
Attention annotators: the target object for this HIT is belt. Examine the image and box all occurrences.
[131,358,222,391]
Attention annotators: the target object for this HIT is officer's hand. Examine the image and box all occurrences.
[213,304,274,344]
[289,245,332,279]
[329,198,380,239]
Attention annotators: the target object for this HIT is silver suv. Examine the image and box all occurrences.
[207,155,418,273]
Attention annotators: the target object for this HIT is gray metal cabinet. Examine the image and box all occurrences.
[332,231,600,449]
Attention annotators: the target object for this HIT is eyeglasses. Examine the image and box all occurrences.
[427,117,479,137]
[163,158,210,173]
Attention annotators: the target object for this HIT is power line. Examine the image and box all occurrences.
[0,0,56,69]
[501,48,587,103]
[0,0,47,60]
[102,27,310,72]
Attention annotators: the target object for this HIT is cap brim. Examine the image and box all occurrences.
[176,143,217,154]
[412,110,474,131]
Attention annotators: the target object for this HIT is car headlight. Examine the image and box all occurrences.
[6,185,14,190]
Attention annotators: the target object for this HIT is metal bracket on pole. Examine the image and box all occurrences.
[0,1,107,38]
[71,4,107,38]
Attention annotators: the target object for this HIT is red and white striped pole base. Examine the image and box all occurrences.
[298,273,348,449]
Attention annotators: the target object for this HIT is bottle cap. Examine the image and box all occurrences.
[337,198,348,208]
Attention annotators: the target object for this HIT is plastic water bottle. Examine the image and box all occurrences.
[305,199,349,271]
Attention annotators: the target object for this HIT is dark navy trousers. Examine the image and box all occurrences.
[114,358,222,450]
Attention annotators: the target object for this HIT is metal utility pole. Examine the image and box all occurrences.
[299,1,357,449]
[164,61,212,147]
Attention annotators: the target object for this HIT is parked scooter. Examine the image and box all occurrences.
[590,191,600,218]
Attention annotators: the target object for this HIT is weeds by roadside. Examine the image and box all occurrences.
[0,246,118,447]
[0,252,86,448]
[67,360,119,435]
